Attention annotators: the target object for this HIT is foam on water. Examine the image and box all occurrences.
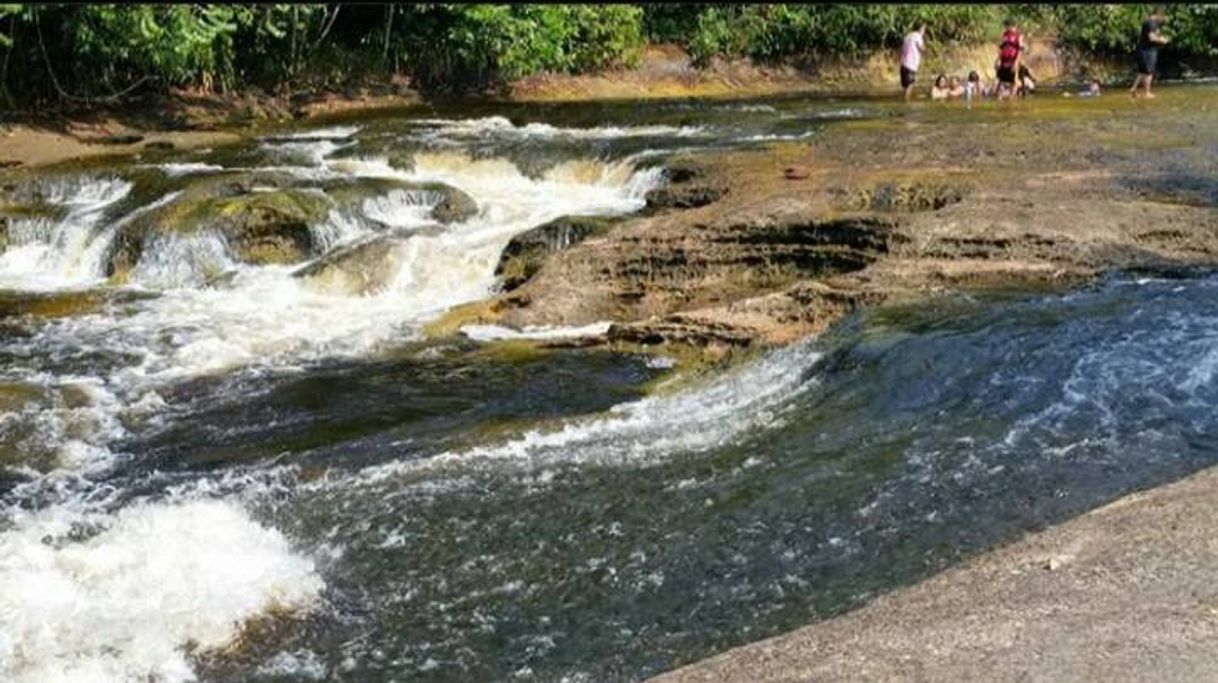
[130,231,236,289]
[350,340,824,486]
[0,126,665,680]
[411,116,709,141]
[360,189,444,230]
[460,322,613,342]
[268,125,362,141]
[0,177,132,289]
[8,151,660,402]
[0,498,323,683]
[141,162,227,177]
[261,139,352,167]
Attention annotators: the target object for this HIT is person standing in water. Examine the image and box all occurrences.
[900,24,926,101]
[995,17,1026,100]
[1131,7,1170,99]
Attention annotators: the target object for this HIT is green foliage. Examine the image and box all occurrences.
[397,4,643,92]
[686,4,1003,65]
[1045,4,1218,57]
[0,3,1215,107]
[63,5,242,89]
[642,4,707,44]
[0,5,20,48]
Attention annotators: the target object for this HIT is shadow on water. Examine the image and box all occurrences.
[195,274,1218,682]
[117,345,664,474]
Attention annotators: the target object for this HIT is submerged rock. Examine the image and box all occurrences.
[495,215,614,291]
[293,235,404,296]
[321,178,477,224]
[0,288,158,319]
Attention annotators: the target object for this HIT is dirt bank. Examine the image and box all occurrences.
[510,40,1118,103]
[654,459,1218,682]
[459,86,1218,352]
[0,122,242,170]
[0,82,426,170]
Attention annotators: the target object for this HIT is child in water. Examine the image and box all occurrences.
[947,75,966,98]
[1064,79,1103,98]
[1018,64,1037,96]
[931,74,950,100]
[964,71,988,100]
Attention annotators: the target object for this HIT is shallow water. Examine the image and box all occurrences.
[1,89,1217,682]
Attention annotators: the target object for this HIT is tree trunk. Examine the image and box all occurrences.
[382,4,394,65]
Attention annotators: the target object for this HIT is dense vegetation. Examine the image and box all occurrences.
[1,3,1216,108]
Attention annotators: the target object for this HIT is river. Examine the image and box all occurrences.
[1,93,1217,682]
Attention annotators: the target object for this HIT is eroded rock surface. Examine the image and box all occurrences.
[494,215,615,291]
[477,93,1218,349]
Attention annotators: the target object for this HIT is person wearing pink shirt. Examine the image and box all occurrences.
[900,24,926,101]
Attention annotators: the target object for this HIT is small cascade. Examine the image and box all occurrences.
[0,176,132,289]
[0,120,673,683]
[360,189,445,229]
[129,231,236,290]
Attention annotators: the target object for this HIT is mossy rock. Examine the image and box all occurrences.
[0,288,158,319]
[494,215,614,291]
[106,173,332,277]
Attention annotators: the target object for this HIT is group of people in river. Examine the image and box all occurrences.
[898,7,1170,103]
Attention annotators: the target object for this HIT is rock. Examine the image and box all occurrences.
[105,174,332,276]
[294,235,403,296]
[645,185,727,211]
[320,178,477,224]
[0,288,158,319]
[93,134,145,146]
[784,165,811,180]
[143,140,176,151]
[0,160,22,169]
[430,184,478,224]
[831,181,969,212]
[494,215,613,291]
[643,159,726,213]
[220,191,329,265]
[664,162,704,184]
[495,203,899,335]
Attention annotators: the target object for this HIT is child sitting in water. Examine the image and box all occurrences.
[964,70,989,100]
[931,74,950,100]
[1064,79,1103,98]
[947,75,966,98]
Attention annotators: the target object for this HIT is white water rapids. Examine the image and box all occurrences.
[0,126,680,682]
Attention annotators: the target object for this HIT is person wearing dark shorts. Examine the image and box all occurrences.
[900,66,916,89]
[1131,8,1169,98]
[994,18,1024,100]
[899,25,925,101]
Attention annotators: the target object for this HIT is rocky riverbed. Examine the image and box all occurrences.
[467,86,1218,356]
[1,86,1217,682]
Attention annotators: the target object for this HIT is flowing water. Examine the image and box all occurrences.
[1,93,1217,682]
